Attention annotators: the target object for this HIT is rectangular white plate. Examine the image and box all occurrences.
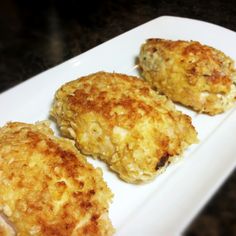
[1,16,236,235]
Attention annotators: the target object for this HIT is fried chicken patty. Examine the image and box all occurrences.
[139,38,236,115]
[51,72,198,183]
[0,122,114,236]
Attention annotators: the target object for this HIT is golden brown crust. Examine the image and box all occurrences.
[0,121,114,236]
[139,38,236,115]
[51,72,198,183]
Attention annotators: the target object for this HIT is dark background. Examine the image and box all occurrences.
[0,0,236,235]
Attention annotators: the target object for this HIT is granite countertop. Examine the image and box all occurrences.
[0,0,235,235]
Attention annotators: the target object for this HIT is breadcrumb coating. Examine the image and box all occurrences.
[51,72,198,183]
[139,38,236,115]
[0,121,114,236]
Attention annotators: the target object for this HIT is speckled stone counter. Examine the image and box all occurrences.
[0,0,235,235]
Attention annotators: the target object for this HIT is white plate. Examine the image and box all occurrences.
[1,16,236,235]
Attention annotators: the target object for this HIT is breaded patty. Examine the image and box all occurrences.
[0,122,114,236]
[51,72,198,183]
[139,38,236,115]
